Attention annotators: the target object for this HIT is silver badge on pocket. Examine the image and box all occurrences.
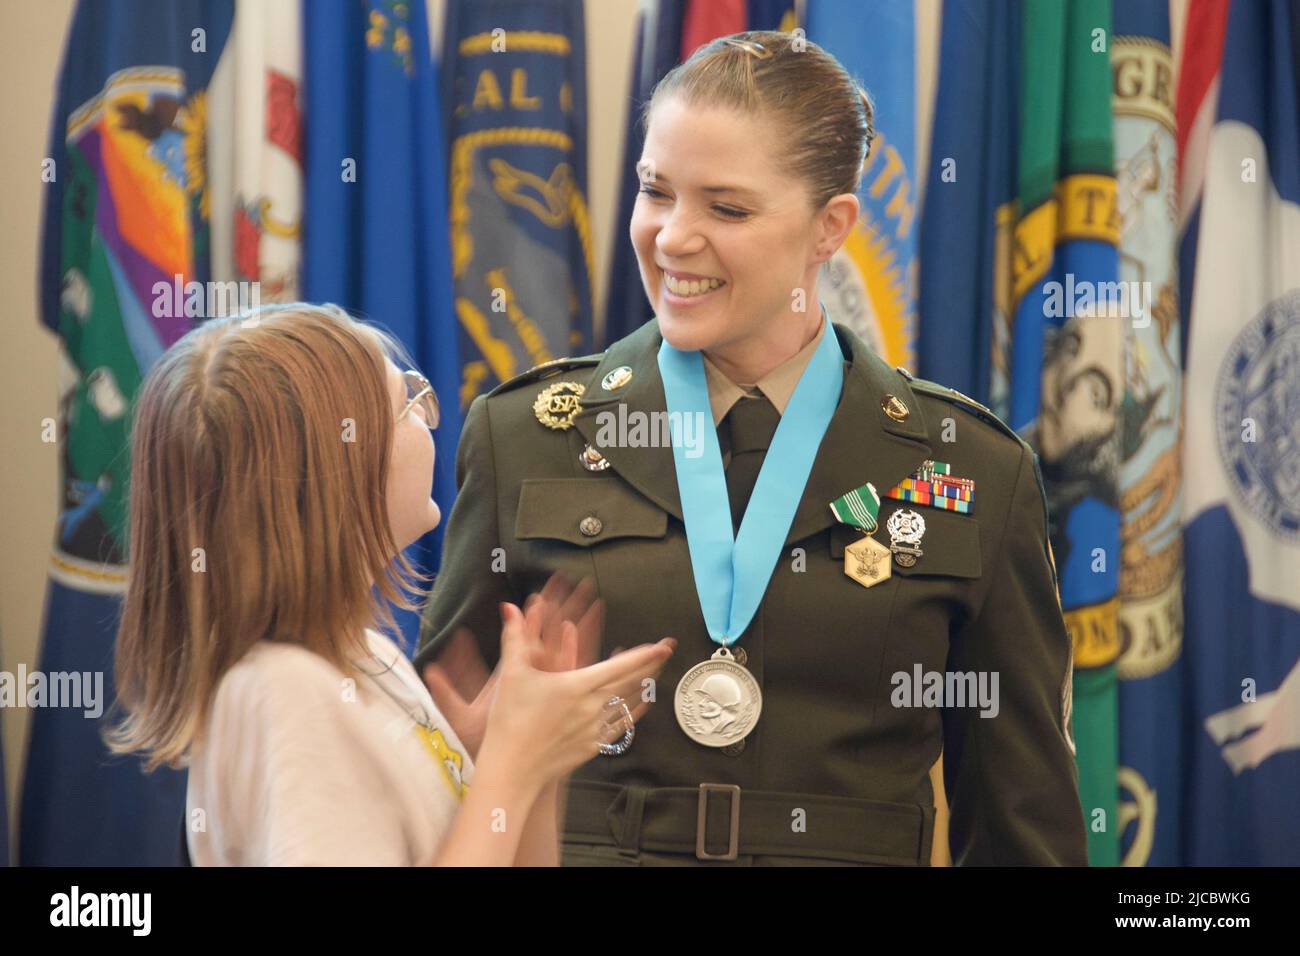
[886,508,926,568]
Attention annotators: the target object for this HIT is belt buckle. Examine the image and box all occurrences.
[696,783,741,861]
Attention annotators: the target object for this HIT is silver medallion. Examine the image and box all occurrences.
[886,508,926,568]
[674,646,762,748]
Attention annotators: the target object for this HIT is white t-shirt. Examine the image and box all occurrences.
[186,629,475,866]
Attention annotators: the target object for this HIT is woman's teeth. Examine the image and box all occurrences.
[665,274,726,297]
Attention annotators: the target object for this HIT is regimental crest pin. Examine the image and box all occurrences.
[533,381,585,430]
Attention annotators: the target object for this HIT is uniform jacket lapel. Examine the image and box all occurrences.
[572,319,934,545]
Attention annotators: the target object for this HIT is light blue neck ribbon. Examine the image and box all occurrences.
[657,312,844,648]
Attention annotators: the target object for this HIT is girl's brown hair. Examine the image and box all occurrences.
[643,30,877,209]
[107,302,427,770]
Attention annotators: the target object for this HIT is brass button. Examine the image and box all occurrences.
[721,739,746,757]
[881,394,909,422]
[579,515,603,537]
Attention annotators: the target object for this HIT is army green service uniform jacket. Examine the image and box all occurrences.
[416,318,1088,866]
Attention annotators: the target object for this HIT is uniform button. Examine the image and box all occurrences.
[721,739,746,757]
[579,515,603,537]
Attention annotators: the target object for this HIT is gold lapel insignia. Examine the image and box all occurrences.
[533,381,585,430]
[881,394,910,422]
[601,366,633,391]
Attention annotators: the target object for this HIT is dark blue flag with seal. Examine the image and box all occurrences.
[440,0,594,398]
[302,0,463,651]
[24,0,233,865]
[1180,0,1300,865]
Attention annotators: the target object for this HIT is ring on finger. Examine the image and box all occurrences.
[597,696,634,756]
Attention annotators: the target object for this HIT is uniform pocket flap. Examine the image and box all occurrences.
[829,504,982,578]
[516,478,668,547]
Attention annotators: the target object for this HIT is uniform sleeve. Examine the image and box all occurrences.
[415,393,515,674]
[209,651,413,866]
[940,443,1088,866]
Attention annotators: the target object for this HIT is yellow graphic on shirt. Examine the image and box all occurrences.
[415,725,468,800]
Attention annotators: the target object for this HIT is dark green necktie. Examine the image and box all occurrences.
[720,393,781,533]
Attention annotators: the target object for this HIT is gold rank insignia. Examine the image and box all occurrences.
[533,381,585,430]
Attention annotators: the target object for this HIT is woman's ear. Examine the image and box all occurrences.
[817,193,860,261]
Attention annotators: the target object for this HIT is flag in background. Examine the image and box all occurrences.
[207,0,302,301]
[1005,0,1122,868]
[1180,0,1300,865]
[601,0,794,345]
[919,0,1120,866]
[1110,1,1185,868]
[1174,0,1230,371]
[439,0,594,402]
[302,0,461,650]
[680,0,746,57]
[25,0,234,865]
[601,0,687,345]
[806,0,917,370]
[917,0,1020,409]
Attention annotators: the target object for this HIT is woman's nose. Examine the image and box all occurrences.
[656,208,706,255]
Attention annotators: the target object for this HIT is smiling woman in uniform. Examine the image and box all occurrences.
[418,31,1087,866]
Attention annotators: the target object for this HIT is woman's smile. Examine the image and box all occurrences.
[661,271,728,307]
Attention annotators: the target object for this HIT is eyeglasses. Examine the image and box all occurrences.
[398,369,440,429]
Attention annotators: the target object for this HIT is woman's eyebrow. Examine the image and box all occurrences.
[649,171,760,199]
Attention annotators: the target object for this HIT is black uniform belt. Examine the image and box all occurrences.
[564,780,935,865]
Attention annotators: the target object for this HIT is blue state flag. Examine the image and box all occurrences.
[302,0,463,651]
[1180,0,1300,865]
[25,0,234,865]
[917,0,1020,409]
[806,0,917,370]
[440,0,594,395]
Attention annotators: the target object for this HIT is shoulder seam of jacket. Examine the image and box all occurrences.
[485,354,603,398]
[906,379,1027,449]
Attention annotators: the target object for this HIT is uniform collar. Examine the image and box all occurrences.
[701,314,828,425]
[572,317,932,546]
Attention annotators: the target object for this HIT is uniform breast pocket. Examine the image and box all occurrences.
[515,478,668,546]
[513,477,683,617]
